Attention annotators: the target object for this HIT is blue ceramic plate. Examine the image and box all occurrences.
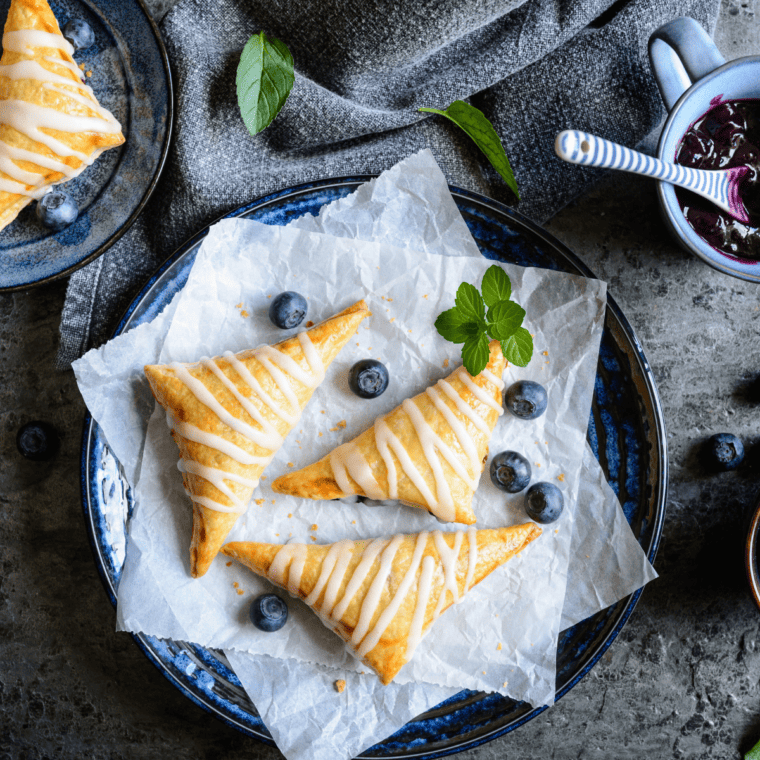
[82,179,667,758]
[0,0,172,291]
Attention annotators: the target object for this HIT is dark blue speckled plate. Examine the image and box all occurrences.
[82,179,667,758]
[0,0,172,291]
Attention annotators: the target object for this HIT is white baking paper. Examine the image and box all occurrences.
[73,150,657,760]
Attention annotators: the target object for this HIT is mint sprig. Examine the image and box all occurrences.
[434,265,533,375]
[418,101,520,200]
[237,32,295,136]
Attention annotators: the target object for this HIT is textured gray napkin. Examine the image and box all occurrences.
[57,0,721,367]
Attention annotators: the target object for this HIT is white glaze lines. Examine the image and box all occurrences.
[166,332,324,514]
[329,366,503,520]
[268,530,479,669]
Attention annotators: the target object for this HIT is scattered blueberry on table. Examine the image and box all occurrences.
[505,380,548,420]
[349,359,389,399]
[250,593,289,632]
[490,451,531,493]
[36,190,78,230]
[16,421,59,461]
[63,19,95,50]
[525,482,564,524]
[704,432,744,471]
[269,291,308,329]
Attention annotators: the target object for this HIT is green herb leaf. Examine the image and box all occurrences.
[486,300,525,340]
[746,738,760,760]
[434,309,480,344]
[419,101,520,199]
[454,281,485,323]
[501,327,533,367]
[461,332,490,376]
[481,265,511,307]
[237,31,295,136]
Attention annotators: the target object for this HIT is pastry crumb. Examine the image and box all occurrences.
[542,351,548,356]
[261,475,268,480]
[271,499,276,504]
[334,679,346,693]
[387,298,393,302]
[319,432,323,437]
[267,294,272,298]
[226,561,232,567]
[287,462,294,468]
[236,589,244,595]
[557,473,565,482]
[288,513,292,519]
[240,310,249,318]
[305,320,314,327]
[352,520,356,524]
[86,70,92,77]
[356,342,360,346]
[586,555,590,559]
[482,671,486,675]
[534,462,541,467]
[311,536,317,542]
[255,499,265,506]
[423,294,428,299]
[555,529,559,534]
[78,62,85,70]
[408,329,412,333]
[443,359,449,368]
[497,643,502,651]
[311,524,318,531]
[390,317,395,323]
[321,410,326,414]
[275,533,279,537]
[235,302,243,308]
[233,582,239,588]
[503,681,508,688]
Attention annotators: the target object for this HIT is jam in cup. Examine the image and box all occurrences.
[649,17,760,281]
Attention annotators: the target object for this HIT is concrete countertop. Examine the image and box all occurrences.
[1,1,760,758]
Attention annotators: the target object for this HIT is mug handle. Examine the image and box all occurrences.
[648,17,726,111]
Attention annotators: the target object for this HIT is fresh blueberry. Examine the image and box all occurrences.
[249,593,288,632]
[16,421,59,461]
[490,451,531,493]
[269,291,308,329]
[505,380,548,420]
[36,190,78,230]
[704,433,744,471]
[525,482,564,524]
[63,19,95,50]
[348,359,389,399]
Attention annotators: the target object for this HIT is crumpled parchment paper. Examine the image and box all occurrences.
[73,150,657,760]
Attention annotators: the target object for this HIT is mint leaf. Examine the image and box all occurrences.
[461,332,490,376]
[419,101,520,199]
[746,739,760,760]
[481,265,511,307]
[455,282,485,323]
[435,308,479,344]
[237,32,295,136]
[501,327,533,367]
[486,300,525,340]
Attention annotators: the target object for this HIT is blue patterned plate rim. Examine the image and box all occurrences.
[81,176,667,758]
[0,0,174,292]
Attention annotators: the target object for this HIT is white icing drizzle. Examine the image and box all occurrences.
[0,28,122,198]
[164,331,324,513]
[267,529,479,670]
[2,30,74,55]
[182,486,245,514]
[329,366,503,520]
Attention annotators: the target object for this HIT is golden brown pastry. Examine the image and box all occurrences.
[144,301,370,578]
[272,340,507,524]
[222,523,541,684]
[0,0,125,231]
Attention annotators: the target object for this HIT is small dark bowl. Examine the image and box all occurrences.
[745,501,760,611]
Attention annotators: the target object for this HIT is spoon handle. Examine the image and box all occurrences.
[555,129,703,190]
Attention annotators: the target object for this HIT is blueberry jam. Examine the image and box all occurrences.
[675,98,760,260]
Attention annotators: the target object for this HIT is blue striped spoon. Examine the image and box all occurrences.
[555,129,752,224]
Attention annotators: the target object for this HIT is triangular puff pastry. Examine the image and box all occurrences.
[223,524,541,684]
[272,340,507,524]
[144,301,370,578]
[0,0,125,231]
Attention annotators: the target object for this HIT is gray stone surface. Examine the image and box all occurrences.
[2,1,760,758]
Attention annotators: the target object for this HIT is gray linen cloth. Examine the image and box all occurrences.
[57,0,721,367]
